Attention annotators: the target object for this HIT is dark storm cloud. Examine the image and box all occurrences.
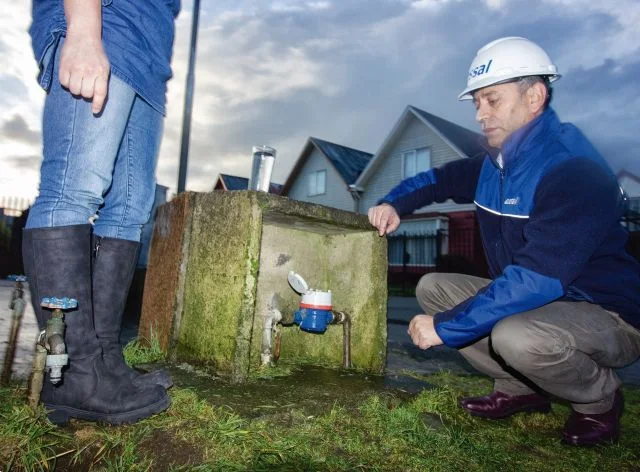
[158,0,640,193]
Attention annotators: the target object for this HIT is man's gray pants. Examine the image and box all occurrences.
[416,273,640,414]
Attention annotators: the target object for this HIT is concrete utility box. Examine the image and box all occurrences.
[139,191,387,382]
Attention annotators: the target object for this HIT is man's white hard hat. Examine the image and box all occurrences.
[458,36,561,101]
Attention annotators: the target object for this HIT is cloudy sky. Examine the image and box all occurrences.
[1,0,639,201]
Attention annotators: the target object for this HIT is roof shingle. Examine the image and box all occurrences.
[410,106,485,158]
[218,174,282,194]
[309,137,373,185]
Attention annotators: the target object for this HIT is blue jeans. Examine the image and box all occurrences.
[26,37,164,242]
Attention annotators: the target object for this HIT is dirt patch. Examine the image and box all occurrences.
[138,428,204,468]
[166,364,432,420]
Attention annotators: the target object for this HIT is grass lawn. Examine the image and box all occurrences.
[1,339,639,471]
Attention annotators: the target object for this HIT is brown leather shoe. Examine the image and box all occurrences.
[562,390,623,447]
[459,391,551,419]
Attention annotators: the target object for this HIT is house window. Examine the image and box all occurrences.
[308,170,326,196]
[626,197,640,231]
[402,147,431,178]
[387,231,442,267]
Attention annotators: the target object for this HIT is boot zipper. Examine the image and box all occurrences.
[94,237,102,259]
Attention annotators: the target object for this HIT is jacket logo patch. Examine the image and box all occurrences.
[503,197,519,205]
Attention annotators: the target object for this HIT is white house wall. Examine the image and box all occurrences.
[394,217,448,235]
[358,115,476,215]
[287,147,355,211]
[620,175,640,198]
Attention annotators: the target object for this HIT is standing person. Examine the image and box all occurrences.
[368,37,640,446]
[23,0,180,424]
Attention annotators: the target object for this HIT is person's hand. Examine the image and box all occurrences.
[408,314,443,350]
[59,27,110,114]
[368,204,400,236]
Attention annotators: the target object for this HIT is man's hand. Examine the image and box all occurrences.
[408,314,443,350]
[368,204,400,236]
[60,0,110,114]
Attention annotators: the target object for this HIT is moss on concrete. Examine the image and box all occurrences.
[249,202,387,375]
[146,190,387,380]
[250,225,344,369]
[257,192,372,231]
[326,231,387,371]
[139,192,196,351]
[175,192,261,379]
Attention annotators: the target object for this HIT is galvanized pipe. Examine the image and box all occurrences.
[331,311,351,369]
[44,310,67,384]
[1,278,26,386]
[28,340,48,410]
[260,308,282,366]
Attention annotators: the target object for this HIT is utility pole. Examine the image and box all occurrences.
[177,0,201,194]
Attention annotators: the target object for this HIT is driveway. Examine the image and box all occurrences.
[386,296,640,385]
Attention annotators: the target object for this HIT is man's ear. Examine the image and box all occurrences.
[527,82,547,114]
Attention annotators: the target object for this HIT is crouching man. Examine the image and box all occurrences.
[369,37,640,446]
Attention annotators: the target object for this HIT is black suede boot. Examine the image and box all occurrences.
[92,234,172,389]
[22,225,170,425]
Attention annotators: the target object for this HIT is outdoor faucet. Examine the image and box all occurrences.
[38,297,74,378]
[29,296,75,410]
[41,297,74,383]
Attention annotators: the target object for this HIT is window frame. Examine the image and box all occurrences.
[401,147,431,179]
[308,169,327,197]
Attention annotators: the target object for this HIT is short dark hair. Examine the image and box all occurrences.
[518,75,553,109]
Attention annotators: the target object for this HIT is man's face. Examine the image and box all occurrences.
[472,81,533,149]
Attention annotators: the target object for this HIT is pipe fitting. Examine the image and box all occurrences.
[261,308,282,366]
[28,343,48,410]
[331,311,352,369]
[38,297,76,384]
[45,312,68,384]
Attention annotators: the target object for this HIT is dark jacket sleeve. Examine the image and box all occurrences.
[434,158,624,347]
[378,154,486,216]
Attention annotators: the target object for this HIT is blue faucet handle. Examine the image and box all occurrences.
[41,297,78,310]
[7,275,27,282]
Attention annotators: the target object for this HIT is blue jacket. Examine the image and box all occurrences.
[30,0,180,115]
[380,108,640,347]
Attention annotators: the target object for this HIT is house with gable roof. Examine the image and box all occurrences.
[280,137,373,212]
[352,106,484,224]
[618,170,640,201]
[279,106,489,276]
[347,105,487,275]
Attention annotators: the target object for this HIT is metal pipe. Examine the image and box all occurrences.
[28,339,47,410]
[177,0,201,193]
[44,310,67,384]
[342,315,351,369]
[2,277,26,386]
[331,311,352,369]
[273,327,282,362]
[47,334,66,355]
[260,308,282,366]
